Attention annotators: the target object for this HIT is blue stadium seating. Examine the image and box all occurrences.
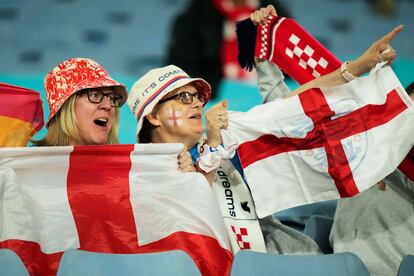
[398,255,414,276]
[0,248,29,276]
[56,249,200,276]
[0,0,412,76]
[230,250,370,276]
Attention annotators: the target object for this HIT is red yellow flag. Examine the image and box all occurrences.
[0,82,44,147]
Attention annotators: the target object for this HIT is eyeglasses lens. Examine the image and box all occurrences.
[87,89,121,107]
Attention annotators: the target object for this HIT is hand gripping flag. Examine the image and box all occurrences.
[237,15,341,84]
[0,144,232,275]
[223,64,414,218]
[0,82,44,147]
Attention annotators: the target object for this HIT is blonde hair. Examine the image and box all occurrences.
[32,93,120,146]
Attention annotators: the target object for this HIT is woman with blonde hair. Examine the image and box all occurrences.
[33,57,194,171]
[32,57,128,146]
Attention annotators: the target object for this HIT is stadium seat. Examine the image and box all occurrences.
[57,249,200,276]
[274,199,337,232]
[230,250,370,276]
[397,255,414,276]
[0,248,29,276]
[303,215,335,253]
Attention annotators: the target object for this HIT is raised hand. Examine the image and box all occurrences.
[178,147,196,172]
[350,25,403,76]
[250,4,277,25]
[289,25,404,96]
[206,100,228,147]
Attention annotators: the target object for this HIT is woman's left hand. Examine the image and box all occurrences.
[178,147,196,172]
[349,25,403,76]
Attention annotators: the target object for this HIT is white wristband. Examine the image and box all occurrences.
[340,61,356,82]
[196,141,238,174]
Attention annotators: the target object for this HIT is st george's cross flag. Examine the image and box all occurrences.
[223,63,414,218]
[233,15,414,218]
[0,82,44,147]
[0,144,232,276]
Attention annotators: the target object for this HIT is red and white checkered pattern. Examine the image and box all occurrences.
[253,16,341,85]
[258,15,273,60]
[231,225,251,250]
[285,33,328,78]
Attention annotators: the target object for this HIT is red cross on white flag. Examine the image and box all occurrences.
[0,144,232,275]
[223,64,414,217]
[167,109,183,127]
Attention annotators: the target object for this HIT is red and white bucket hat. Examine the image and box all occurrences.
[44,58,128,125]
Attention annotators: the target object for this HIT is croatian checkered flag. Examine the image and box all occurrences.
[237,15,341,84]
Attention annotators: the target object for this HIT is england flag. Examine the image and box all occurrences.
[0,144,232,275]
[223,64,414,218]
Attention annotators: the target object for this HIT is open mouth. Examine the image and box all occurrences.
[94,118,108,127]
[189,114,202,120]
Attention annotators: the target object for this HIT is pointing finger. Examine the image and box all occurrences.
[379,25,403,44]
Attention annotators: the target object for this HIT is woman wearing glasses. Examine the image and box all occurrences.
[33,58,195,172]
[128,64,324,254]
[32,57,128,146]
[129,65,226,179]
[127,3,402,254]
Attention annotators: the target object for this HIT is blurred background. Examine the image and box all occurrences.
[0,0,413,144]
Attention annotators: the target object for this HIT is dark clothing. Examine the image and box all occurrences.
[165,0,290,98]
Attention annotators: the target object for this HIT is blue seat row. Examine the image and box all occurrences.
[57,249,200,276]
[1,248,413,276]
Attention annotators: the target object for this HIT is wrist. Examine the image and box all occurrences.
[206,129,222,147]
[340,61,356,82]
[254,57,264,65]
[348,58,370,76]
[341,59,368,82]
[206,139,221,147]
[197,143,224,174]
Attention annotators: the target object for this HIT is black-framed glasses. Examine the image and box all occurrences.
[83,88,123,107]
[158,91,205,105]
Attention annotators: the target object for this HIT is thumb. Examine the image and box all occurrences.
[179,145,188,157]
[379,48,396,63]
[222,99,228,109]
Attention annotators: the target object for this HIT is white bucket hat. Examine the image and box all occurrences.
[128,65,211,142]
